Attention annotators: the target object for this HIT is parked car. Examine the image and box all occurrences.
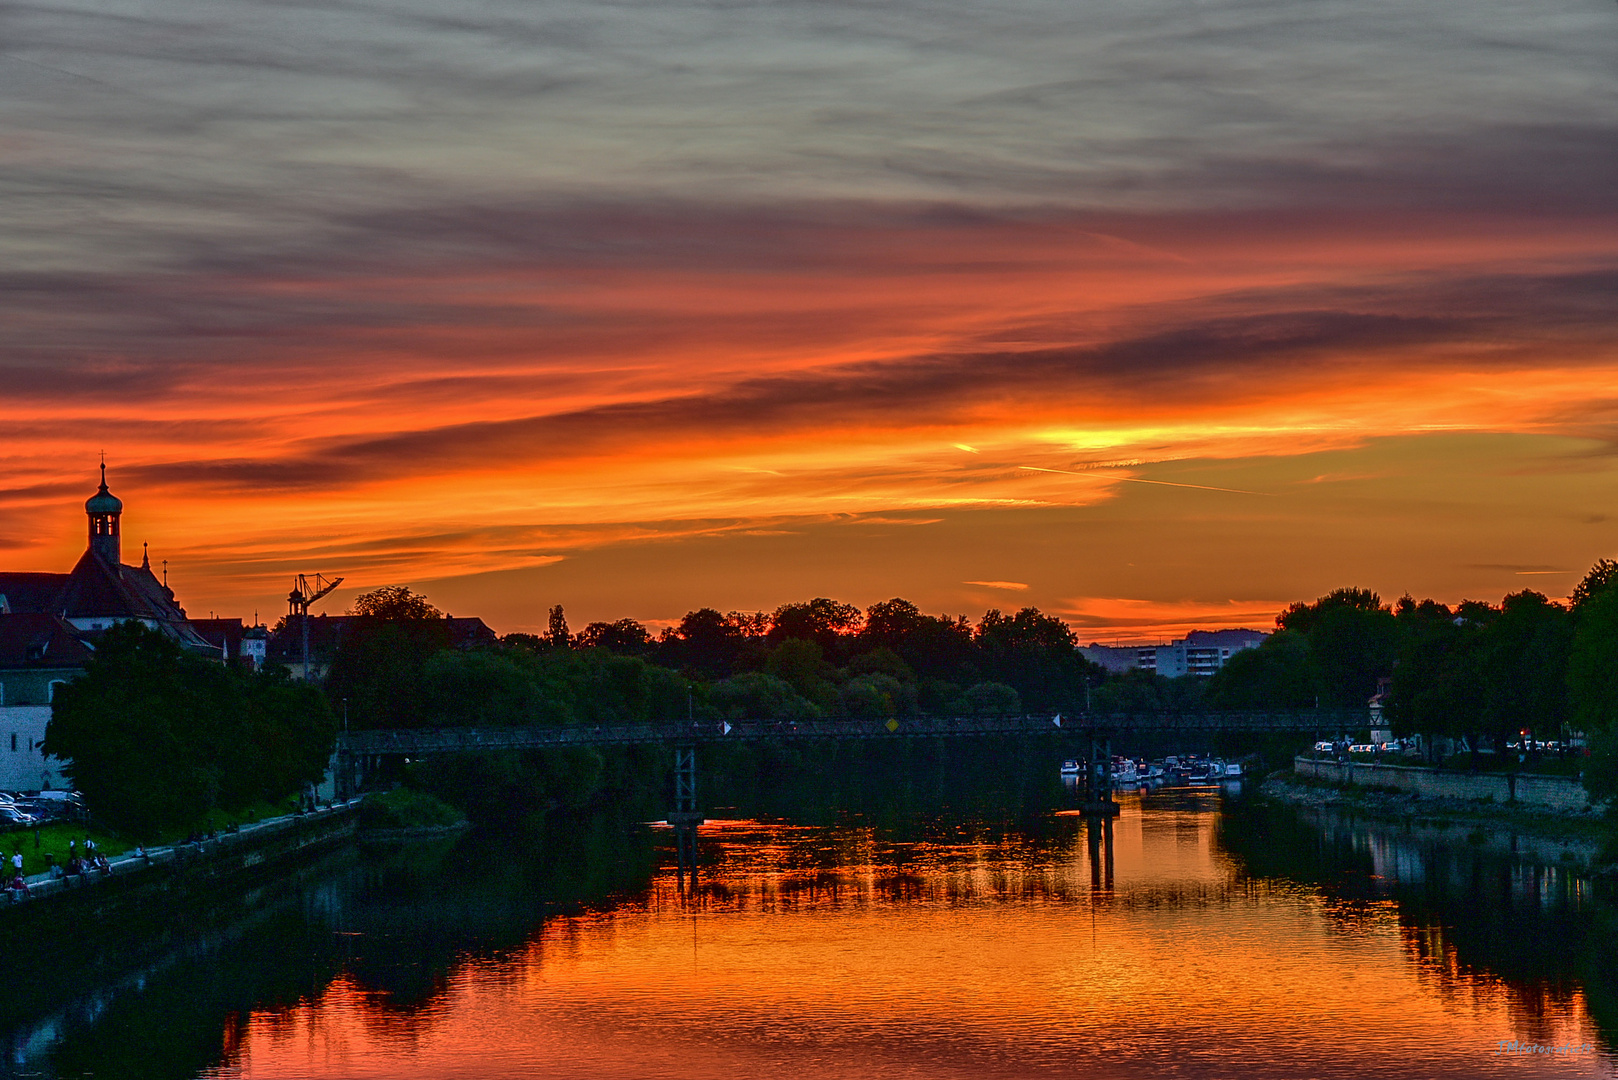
[14,798,77,822]
[0,806,37,829]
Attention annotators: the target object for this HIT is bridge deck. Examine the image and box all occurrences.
[336,712,1355,756]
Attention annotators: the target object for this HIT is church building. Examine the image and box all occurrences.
[0,468,218,790]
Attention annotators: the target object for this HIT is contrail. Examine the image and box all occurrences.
[1019,465,1276,497]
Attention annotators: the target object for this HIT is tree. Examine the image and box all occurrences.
[861,598,929,650]
[576,619,652,654]
[1474,591,1570,749]
[44,623,334,837]
[974,607,1094,711]
[1277,588,1383,634]
[659,608,747,677]
[1387,598,1481,752]
[1203,630,1313,709]
[351,585,442,620]
[768,598,862,654]
[1279,588,1397,709]
[1572,560,1618,614]
[1569,581,1618,734]
[547,604,571,649]
[324,619,451,728]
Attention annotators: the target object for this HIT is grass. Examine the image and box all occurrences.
[2,794,310,876]
[1,821,129,877]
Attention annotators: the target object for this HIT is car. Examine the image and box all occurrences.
[13,799,75,822]
[1314,741,1335,752]
[0,806,37,828]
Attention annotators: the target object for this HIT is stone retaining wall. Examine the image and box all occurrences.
[3,802,360,912]
[1293,756,1592,811]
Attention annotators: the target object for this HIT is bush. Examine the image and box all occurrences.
[359,788,465,830]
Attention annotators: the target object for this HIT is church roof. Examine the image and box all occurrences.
[55,550,219,653]
[0,573,69,615]
[0,613,95,671]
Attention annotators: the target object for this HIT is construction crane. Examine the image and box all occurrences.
[287,573,344,681]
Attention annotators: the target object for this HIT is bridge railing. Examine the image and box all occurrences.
[335,711,1362,755]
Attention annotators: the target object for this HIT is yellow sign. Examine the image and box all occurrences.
[886,719,900,733]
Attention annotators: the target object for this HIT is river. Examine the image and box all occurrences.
[5,781,1616,1079]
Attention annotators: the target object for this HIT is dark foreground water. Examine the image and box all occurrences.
[6,784,1617,1079]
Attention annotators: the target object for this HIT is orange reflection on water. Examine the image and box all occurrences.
[212,794,1611,1080]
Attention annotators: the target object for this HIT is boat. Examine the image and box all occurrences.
[1060,759,1081,776]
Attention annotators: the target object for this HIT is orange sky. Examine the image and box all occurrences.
[3,0,1617,637]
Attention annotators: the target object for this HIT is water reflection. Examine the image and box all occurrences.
[5,790,1616,1079]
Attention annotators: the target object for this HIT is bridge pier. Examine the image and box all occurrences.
[1086,814,1115,891]
[1082,733,1120,817]
[668,745,704,888]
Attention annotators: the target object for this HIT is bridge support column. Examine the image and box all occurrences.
[1082,734,1119,817]
[668,745,704,889]
[1086,814,1115,891]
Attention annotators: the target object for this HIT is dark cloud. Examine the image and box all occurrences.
[98,259,1615,495]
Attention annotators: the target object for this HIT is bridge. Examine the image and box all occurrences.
[335,710,1351,756]
[333,710,1357,829]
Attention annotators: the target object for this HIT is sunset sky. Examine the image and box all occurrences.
[3,0,1617,638]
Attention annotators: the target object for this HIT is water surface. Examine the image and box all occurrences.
[11,787,1617,1079]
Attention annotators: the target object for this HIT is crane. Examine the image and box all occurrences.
[287,573,344,680]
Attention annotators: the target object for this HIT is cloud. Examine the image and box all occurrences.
[964,581,1029,591]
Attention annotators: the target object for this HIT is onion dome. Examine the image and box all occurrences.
[85,464,122,515]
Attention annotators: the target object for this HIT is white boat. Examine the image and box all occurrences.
[1060,759,1081,776]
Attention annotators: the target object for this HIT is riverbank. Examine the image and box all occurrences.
[1261,771,1615,870]
[1,800,361,909]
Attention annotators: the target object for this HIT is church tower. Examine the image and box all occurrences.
[85,463,123,565]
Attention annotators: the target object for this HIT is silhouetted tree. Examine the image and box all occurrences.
[1203,630,1313,710]
[547,605,570,649]
[768,598,862,655]
[351,585,442,620]
[576,618,653,654]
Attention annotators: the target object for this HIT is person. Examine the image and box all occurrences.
[93,853,110,875]
[10,850,21,878]
[67,839,76,860]
[8,872,28,899]
[83,836,96,856]
[134,845,149,863]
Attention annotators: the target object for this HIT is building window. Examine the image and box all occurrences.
[48,680,66,702]
[8,734,14,752]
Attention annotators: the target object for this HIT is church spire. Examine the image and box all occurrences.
[85,463,124,565]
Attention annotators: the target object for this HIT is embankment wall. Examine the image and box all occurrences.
[2,803,359,919]
[1292,757,1592,811]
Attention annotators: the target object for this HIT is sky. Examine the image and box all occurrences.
[3,0,1617,639]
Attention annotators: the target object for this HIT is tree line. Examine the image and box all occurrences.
[1205,563,1618,762]
[326,593,1102,729]
[47,558,1618,834]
